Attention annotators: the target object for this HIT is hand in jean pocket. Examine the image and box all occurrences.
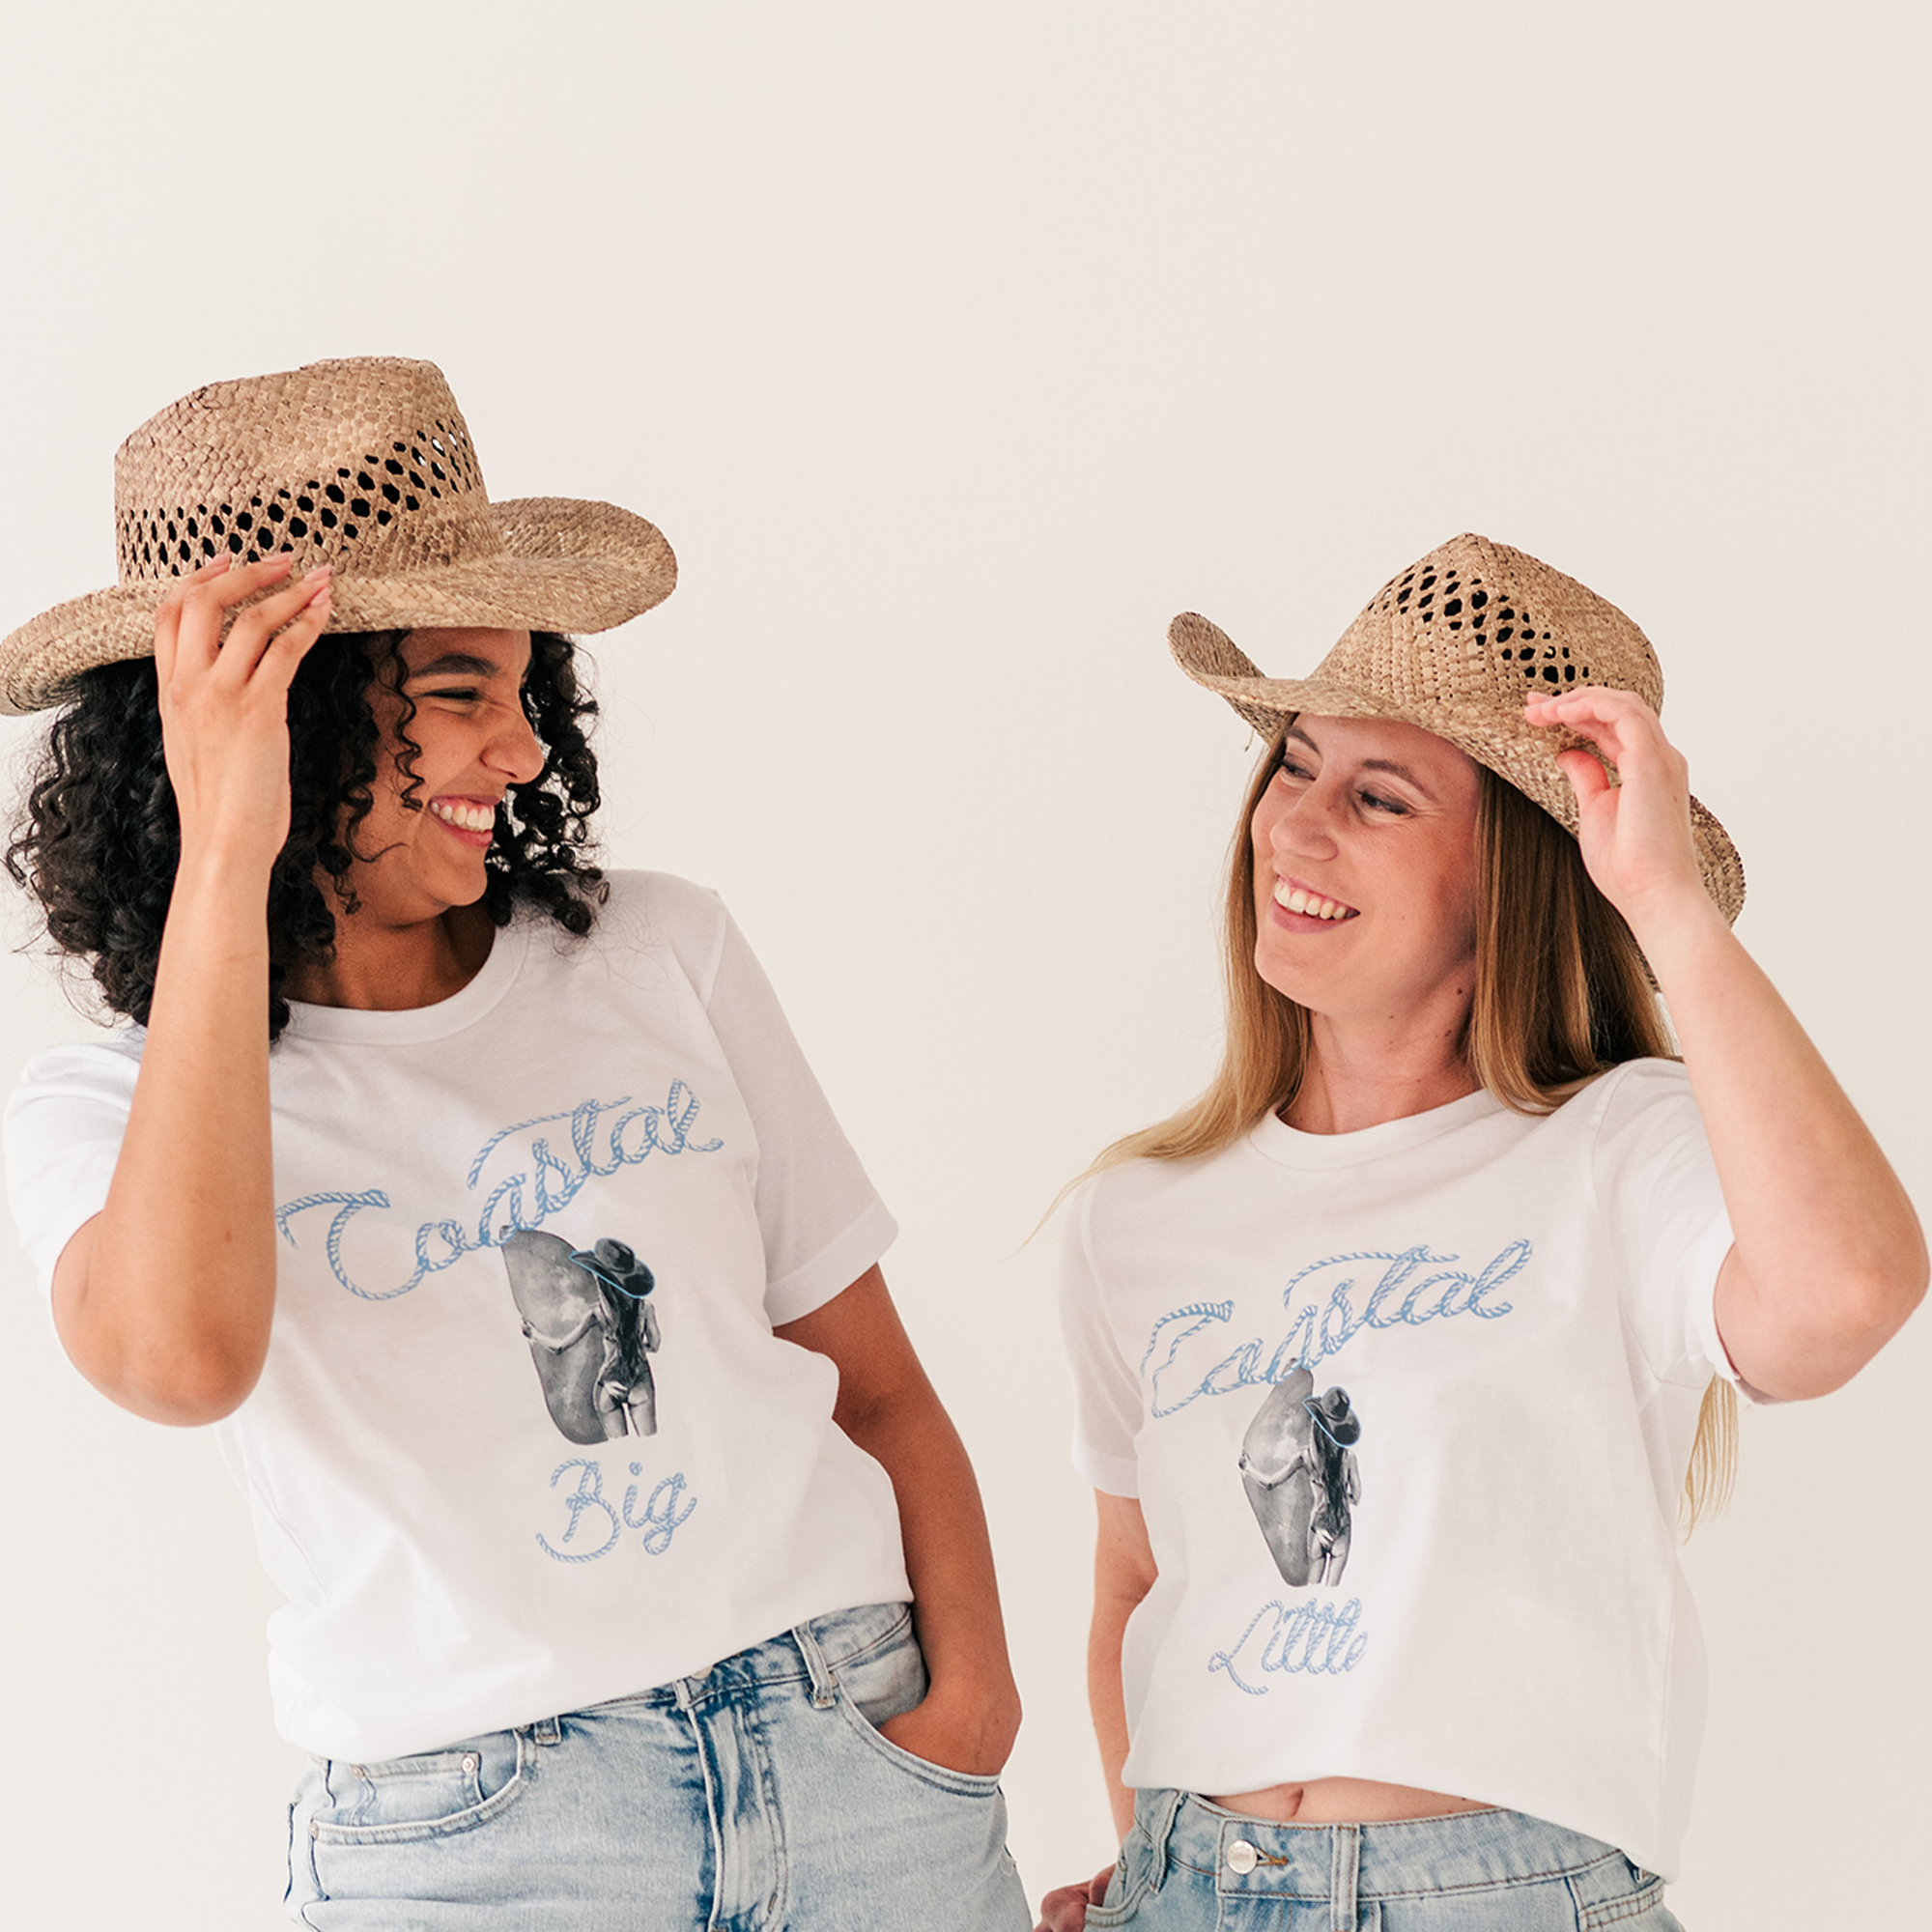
[1034,1863,1117,1932]
[877,1686,1018,1778]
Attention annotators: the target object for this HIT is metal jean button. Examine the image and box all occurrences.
[1226,1838,1260,1875]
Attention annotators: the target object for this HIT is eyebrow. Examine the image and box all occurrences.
[404,653,506,681]
[1283,724,1437,798]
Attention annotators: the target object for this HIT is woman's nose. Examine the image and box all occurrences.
[488,707,547,784]
[1271,783,1339,856]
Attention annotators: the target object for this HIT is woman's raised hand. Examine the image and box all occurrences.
[154,554,332,875]
[1522,686,1719,948]
[54,554,332,1424]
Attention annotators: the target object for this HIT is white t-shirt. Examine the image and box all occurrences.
[6,871,910,1762]
[1059,1062,1741,1880]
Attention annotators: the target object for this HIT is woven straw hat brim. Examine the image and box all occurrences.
[1171,611,1746,927]
[1,497,675,716]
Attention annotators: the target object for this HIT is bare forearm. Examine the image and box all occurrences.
[61,854,279,1422]
[1089,1593,1136,1838]
[53,557,331,1423]
[1090,1491,1156,1839]
[1647,902,1927,1392]
[838,1378,1022,1765]
[776,1269,1019,1773]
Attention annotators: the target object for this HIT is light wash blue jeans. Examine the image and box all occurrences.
[285,1601,1029,1930]
[1086,1790,1688,1931]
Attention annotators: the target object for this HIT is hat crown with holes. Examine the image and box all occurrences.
[113,357,497,583]
[1,355,675,715]
[1325,533,1663,715]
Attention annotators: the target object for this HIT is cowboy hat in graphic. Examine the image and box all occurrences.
[1238,1371,1364,1590]
[0,356,677,714]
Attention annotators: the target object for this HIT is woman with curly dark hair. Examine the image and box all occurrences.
[14,617,602,1039]
[2,357,1028,1930]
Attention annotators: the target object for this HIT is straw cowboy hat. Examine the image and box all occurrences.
[1169,531,1745,923]
[0,356,676,715]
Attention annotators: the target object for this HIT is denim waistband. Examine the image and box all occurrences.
[591,1599,914,1719]
[1136,1790,1639,1911]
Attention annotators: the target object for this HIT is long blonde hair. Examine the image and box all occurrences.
[1092,726,1736,1525]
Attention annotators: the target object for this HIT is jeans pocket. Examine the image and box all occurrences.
[833,1678,1009,1798]
[817,1605,1005,1799]
[300,1727,530,1847]
[836,1693,1007,1797]
[1576,1861,1682,1930]
[828,1603,928,1727]
[1081,1828,1154,1927]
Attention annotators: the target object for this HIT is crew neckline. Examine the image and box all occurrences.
[280,918,531,1045]
[1248,1084,1503,1169]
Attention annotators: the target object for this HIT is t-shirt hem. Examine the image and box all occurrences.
[275,1573,918,1762]
[1119,1760,1678,1883]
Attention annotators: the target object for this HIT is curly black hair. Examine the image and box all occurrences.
[6,630,605,1041]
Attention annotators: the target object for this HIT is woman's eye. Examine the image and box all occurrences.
[416,686,481,703]
[1276,758,1314,783]
[1359,790,1408,815]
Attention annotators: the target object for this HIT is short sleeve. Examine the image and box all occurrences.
[5,1035,144,1301]
[697,903,897,1326]
[1058,1180,1145,1496]
[1590,1060,1739,1393]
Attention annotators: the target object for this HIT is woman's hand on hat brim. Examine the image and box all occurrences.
[154,553,332,879]
[1524,684,1719,952]
[1531,694,1929,1404]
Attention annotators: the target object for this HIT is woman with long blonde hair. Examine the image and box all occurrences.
[1037,533,1923,1932]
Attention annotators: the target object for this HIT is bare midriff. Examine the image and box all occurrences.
[1206,1777,1495,1824]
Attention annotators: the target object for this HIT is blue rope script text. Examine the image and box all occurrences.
[1142,1242,1528,1416]
[1209,1596,1370,1695]
[274,1083,724,1300]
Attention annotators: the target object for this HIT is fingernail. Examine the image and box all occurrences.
[302,563,333,582]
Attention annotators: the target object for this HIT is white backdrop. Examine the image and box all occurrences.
[1,5,1926,1926]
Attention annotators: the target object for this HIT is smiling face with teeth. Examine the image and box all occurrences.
[1250,713,1484,1050]
[345,626,547,928]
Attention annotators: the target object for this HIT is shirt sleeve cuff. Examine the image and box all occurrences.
[762,1199,899,1327]
[1071,1436,1141,1497]
[1686,1260,1791,1408]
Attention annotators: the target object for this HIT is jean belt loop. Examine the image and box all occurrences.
[1329,1822,1360,1932]
[1145,1788,1183,1895]
[530,1714,562,1747]
[792,1619,839,1710]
